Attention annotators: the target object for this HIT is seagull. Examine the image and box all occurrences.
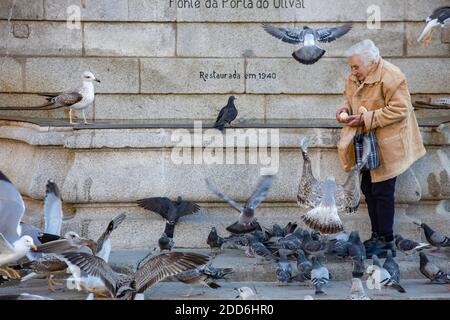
[234,287,267,300]
[348,278,370,300]
[137,196,201,250]
[213,96,238,131]
[414,221,450,251]
[0,71,100,124]
[206,175,273,234]
[419,252,449,284]
[0,171,38,279]
[60,251,209,300]
[262,24,352,65]
[297,136,369,234]
[394,234,431,255]
[417,6,450,45]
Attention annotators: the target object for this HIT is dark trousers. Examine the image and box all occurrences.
[361,171,397,242]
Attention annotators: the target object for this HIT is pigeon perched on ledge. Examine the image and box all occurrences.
[262,24,352,65]
[213,96,238,131]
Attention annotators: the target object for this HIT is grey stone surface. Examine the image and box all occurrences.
[128,0,176,21]
[0,57,23,92]
[406,23,450,56]
[24,57,139,93]
[265,95,341,119]
[176,0,408,22]
[84,23,175,57]
[405,0,450,21]
[0,0,44,20]
[44,0,128,21]
[177,22,404,58]
[94,94,265,120]
[0,21,82,56]
[140,58,245,93]
[442,27,450,44]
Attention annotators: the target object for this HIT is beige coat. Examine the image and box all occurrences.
[337,58,426,182]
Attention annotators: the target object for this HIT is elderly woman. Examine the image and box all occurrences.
[336,39,426,258]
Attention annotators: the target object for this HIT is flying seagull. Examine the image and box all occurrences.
[60,251,209,300]
[297,136,369,234]
[213,96,238,131]
[262,24,352,64]
[0,171,38,279]
[137,196,201,251]
[417,6,450,44]
[0,71,100,125]
[206,175,274,234]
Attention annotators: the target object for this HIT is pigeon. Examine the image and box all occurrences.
[262,24,352,65]
[367,255,406,293]
[158,232,174,252]
[297,136,369,234]
[234,286,267,300]
[213,96,238,131]
[291,249,312,283]
[347,231,366,260]
[382,250,400,283]
[207,227,225,253]
[417,6,450,45]
[247,236,278,264]
[325,239,349,259]
[276,249,293,285]
[348,278,371,300]
[60,251,209,299]
[351,257,365,279]
[0,71,100,124]
[414,221,450,250]
[201,265,233,280]
[394,234,431,255]
[311,255,330,295]
[206,175,273,234]
[302,232,326,256]
[419,252,449,284]
[175,265,224,296]
[137,196,201,248]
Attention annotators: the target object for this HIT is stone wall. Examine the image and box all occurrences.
[0,0,449,122]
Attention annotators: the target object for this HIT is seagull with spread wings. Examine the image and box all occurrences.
[206,175,274,234]
[262,24,352,64]
[417,6,450,45]
[297,136,369,234]
[60,251,209,300]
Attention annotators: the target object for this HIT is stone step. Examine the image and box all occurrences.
[1,278,449,300]
[108,249,450,282]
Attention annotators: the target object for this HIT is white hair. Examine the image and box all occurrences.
[344,39,380,65]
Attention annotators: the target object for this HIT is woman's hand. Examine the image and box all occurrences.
[336,107,350,123]
[346,114,365,127]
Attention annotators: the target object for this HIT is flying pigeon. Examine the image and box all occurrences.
[297,136,369,234]
[206,175,273,234]
[417,6,450,45]
[262,24,352,65]
[137,196,201,249]
[0,71,100,124]
[394,234,431,255]
[414,221,450,250]
[348,278,371,300]
[311,255,330,295]
[213,96,238,131]
[60,251,209,300]
[419,252,449,284]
